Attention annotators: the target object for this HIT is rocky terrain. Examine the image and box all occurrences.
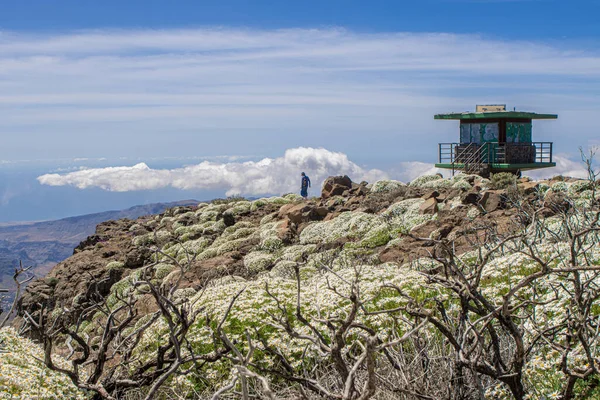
[16,173,581,316]
[0,200,198,295]
[3,172,600,399]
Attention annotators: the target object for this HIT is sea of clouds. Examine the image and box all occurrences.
[37,147,591,196]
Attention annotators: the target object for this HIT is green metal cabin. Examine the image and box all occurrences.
[435,105,557,177]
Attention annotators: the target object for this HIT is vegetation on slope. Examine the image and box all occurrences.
[2,170,600,399]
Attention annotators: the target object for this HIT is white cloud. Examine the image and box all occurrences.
[389,162,442,182]
[33,147,600,196]
[526,154,591,180]
[1,27,599,163]
[38,147,388,196]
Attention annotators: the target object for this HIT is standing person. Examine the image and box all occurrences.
[300,172,311,198]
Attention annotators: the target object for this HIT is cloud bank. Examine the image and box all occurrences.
[38,146,596,196]
[527,154,592,180]
[2,28,600,162]
[38,147,388,196]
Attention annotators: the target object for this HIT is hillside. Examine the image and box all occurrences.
[0,200,198,292]
[4,173,600,399]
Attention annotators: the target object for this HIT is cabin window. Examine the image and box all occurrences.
[459,123,499,144]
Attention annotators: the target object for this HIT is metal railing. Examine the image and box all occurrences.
[438,142,553,166]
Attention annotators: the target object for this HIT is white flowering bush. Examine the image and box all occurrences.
[269,260,303,279]
[279,244,317,262]
[0,328,87,399]
[105,261,124,273]
[479,177,492,190]
[381,198,436,233]
[266,196,293,205]
[452,174,479,183]
[154,263,176,280]
[172,287,197,304]
[409,174,442,187]
[160,216,175,225]
[537,182,550,196]
[452,179,472,190]
[133,230,171,246]
[243,251,276,273]
[176,237,213,261]
[466,206,481,220]
[226,201,252,215]
[353,225,394,248]
[300,212,382,245]
[250,198,268,211]
[551,181,569,192]
[283,193,304,202]
[569,179,593,194]
[258,221,284,251]
[128,223,142,232]
[133,262,438,393]
[370,179,406,193]
[420,178,453,189]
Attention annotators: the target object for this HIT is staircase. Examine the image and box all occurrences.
[454,143,490,177]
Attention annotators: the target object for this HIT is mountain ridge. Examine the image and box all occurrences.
[0,199,198,291]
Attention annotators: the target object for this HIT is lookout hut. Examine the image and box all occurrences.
[435,104,556,177]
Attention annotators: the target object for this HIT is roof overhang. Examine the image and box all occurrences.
[434,112,558,120]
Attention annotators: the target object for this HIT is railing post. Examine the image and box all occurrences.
[550,142,553,163]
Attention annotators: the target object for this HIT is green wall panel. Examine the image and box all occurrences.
[506,122,532,143]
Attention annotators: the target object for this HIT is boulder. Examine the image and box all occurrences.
[478,190,505,213]
[350,184,369,196]
[324,212,341,221]
[461,190,480,205]
[315,207,329,217]
[419,197,438,215]
[378,246,409,264]
[422,190,440,200]
[519,181,539,195]
[279,203,322,224]
[322,175,353,198]
[410,219,442,238]
[277,204,295,218]
[125,246,150,269]
[276,219,296,244]
[326,197,343,209]
[222,211,236,227]
[346,197,362,207]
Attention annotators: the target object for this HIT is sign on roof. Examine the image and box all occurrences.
[476,104,506,112]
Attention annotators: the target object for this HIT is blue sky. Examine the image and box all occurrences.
[2,0,599,39]
[1,0,599,222]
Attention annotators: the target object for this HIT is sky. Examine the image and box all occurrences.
[1,0,599,222]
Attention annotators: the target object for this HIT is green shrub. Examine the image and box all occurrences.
[212,196,246,205]
[106,261,125,273]
[491,172,517,190]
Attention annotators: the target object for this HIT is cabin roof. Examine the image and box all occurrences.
[434,111,558,120]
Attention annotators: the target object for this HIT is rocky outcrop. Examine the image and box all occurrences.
[321,175,353,198]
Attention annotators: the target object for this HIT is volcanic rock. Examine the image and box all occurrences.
[478,190,505,213]
[322,175,353,198]
[419,197,438,215]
